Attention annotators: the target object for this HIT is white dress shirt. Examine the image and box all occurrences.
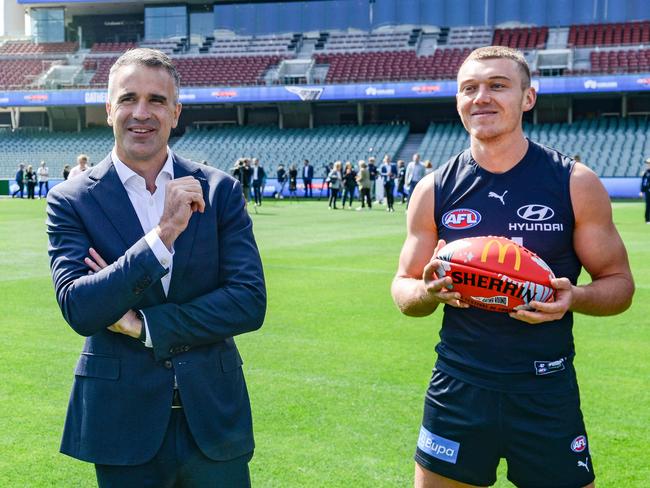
[112,147,175,347]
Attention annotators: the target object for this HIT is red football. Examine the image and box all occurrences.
[435,236,555,313]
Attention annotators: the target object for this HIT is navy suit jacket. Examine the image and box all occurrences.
[302,164,313,181]
[47,153,266,465]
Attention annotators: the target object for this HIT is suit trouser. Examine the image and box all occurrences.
[645,191,650,222]
[253,183,262,205]
[95,409,252,488]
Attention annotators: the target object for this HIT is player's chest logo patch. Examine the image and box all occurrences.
[442,208,481,229]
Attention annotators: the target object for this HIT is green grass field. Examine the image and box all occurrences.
[0,198,648,487]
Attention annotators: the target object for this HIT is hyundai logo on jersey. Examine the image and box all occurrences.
[417,426,460,464]
[517,204,555,221]
[442,209,481,229]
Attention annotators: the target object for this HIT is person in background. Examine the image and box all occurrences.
[37,160,50,198]
[424,160,434,175]
[288,164,298,200]
[368,156,379,202]
[25,164,37,199]
[251,158,266,207]
[341,161,357,209]
[640,157,650,224]
[62,164,71,181]
[356,160,372,211]
[405,152,425,206]
[12,163,25,198]
[380,154,397,213]
[302,159,313,198]
[276,164,286,199]
[397,160,407,204]
[68,154,90,179]
[327,161,342,210]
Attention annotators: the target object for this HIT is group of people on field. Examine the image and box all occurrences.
[11,154,91,199]
[227,152,436,212]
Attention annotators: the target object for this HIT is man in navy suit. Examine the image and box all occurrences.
[46,48,266,487]
[302,159,313,198]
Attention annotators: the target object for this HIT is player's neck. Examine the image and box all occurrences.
[470,132,529,173]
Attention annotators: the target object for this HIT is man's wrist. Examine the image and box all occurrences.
[156,223,177,251]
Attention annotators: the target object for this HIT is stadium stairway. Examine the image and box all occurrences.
[396,133,425,162]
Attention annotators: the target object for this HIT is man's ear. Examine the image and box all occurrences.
[522,86,537,112]
[106,101,113,126]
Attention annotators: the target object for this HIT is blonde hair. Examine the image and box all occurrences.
[460,46,531,89]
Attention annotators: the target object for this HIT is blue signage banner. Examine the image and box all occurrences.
[0,73,648,107]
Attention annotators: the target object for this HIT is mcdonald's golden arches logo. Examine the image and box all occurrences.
[480,239,521,271]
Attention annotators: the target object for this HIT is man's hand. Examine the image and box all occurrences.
[422,240,469,309]
[157,176,205,250]
[85,247,143,338]
[509,277,573,324]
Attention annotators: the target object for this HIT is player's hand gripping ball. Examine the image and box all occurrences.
[435,236,555,313]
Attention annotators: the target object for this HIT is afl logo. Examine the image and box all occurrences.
[442,209,481,229]
[517,204,555,222]
[571,435,587,453]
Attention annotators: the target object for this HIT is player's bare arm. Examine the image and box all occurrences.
[512,163,634,323]
[391,174,469,316]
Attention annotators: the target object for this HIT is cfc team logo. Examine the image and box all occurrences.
[480,239,522,271]
[571,435,587,453]
[442,209,481,229]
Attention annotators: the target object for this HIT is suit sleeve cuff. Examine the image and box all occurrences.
[139,310,153,348]
[145,229,173,272]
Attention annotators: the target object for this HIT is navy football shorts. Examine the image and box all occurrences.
[414,369,595,488]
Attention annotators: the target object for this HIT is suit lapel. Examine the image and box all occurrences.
[167,155,206,300]
[88,154,166,304]
[88,155,144,248]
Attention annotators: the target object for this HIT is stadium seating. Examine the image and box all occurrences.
[90,42,137,53]
[445,26,493,48]
[170,124,410,173]
[0,41,77,55]
[208,34,294,55]
[568,21,650,48]
[0,59,63,89]
[417,118,650,177]
[315,48,471,83]
[321,30,413,52]
[493,27,548,50]
[589,48,650,73]
[0,127,114,179]
[84,55,283,86]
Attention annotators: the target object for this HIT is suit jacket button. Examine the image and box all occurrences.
[164,360,173,369]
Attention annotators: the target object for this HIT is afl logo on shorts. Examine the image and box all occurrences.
[571,435,587,453]
[442,209,481,230]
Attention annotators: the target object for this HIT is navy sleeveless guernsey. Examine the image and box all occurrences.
[433,140,582,393]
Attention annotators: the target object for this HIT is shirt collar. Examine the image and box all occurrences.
[112,147,174,187]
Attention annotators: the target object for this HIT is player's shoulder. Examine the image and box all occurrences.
[432,147,473,179]
[528,139,574,168]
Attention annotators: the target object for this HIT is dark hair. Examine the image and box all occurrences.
[109,48,180,102]
[460,46,531,89]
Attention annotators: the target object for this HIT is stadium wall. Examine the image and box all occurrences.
[12,0,650,37]
[1,177,643,199]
